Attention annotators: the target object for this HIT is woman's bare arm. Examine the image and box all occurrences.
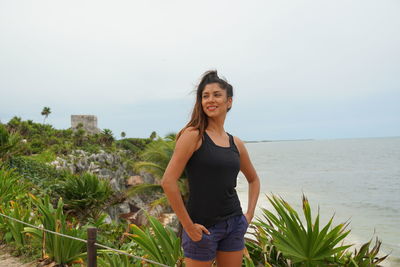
[161,127,210,240]
[234,136,260,223]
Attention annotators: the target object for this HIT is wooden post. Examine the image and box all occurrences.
[87,227,97,267]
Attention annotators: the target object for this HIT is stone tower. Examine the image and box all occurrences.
[71,115,101,135]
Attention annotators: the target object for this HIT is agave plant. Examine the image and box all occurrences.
[246,194,353,266]
[55,172,113,221]
[24,194,87,265]
[126,211,184,266]
[336,237,389,266]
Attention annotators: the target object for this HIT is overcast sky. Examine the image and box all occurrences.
[1,0,399,140]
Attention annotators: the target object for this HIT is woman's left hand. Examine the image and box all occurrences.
[244,212,253,225]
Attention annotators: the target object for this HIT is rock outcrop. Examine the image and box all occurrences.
[49,149,178,232]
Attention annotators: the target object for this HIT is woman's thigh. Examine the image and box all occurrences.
[216,249,244,267]
[184,257,214,267]
[182,214,248,264]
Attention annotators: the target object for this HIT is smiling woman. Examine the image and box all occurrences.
[201,83,232,121]
[161,70,261,267]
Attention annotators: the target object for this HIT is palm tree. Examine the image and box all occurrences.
[101,129,114,146]
[126,135,189,210]
[164,132,176,142]
[41,107,51,124]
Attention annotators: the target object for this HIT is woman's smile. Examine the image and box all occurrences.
[201,83,232,116]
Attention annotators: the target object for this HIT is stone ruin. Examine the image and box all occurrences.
[71,115,101,135]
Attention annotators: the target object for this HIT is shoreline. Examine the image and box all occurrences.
[244,135,400,143]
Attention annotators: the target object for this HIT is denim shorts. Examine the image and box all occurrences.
[181,214,249,262]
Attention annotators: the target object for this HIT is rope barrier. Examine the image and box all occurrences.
[0,212,171,267]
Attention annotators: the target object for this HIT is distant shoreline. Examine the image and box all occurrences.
[245,139,314,143]
[244,135,400,143]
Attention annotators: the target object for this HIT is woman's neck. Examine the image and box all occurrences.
[206,117,226,135]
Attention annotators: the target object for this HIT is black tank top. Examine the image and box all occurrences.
[184,131,243,228]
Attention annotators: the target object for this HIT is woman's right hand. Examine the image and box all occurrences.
[185,223,210,242]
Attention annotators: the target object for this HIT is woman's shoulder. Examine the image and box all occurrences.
[229,133,244,144]
[177,127,201,144]
[231,135,246,154]
[180,126,200,138]
[177,127,202,151]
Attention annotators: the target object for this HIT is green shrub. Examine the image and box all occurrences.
[29,139,46,154]
[336,237,388,266]
[260,194,351,265]
[127,137,188,210]
[116,138,152,160]
[5,156,69,196]
[80,143,101,154]
[0,123,24,163]
[245,194,388,267]
[56,172,113,221]
[0,200,35,251]
[24,194,87,265]
[92,218,127,249]
[30,149,57,164]
[0,166,28,205]
[97,250,142,267]
[127,212,184,266]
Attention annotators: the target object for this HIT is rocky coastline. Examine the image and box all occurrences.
[48,149,179,233]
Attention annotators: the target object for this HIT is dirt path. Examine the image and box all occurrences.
[0,246,36,267]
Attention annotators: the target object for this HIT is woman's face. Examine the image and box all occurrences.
[201,83,232,118]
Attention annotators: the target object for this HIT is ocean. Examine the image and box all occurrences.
[236,137,400,266]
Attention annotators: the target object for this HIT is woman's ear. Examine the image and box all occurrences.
[227,97,233,110]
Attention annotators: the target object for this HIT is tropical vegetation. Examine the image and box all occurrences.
[0,116,390,266]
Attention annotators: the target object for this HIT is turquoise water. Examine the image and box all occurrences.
[236,137,400,266]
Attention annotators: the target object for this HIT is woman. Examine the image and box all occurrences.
[161,70,260,267]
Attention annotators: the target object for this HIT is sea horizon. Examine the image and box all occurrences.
[244,135,400,143]
[237,136,400,266]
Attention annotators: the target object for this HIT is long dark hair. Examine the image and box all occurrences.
[177,70,233,140]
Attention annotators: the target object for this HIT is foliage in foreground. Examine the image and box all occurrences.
[126,211,184,267]
[0,189,391,266]
[0,123,24,164]
[55,172,113,221]
[126,136,189,210]
[97,250,142,267]
[6,156,70,197]
[338,237,389,267]
[24,195,87,265]
[245,194,389,267]
[0,166,28,205]
[267,194,351,265]
[0,201,34,251]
